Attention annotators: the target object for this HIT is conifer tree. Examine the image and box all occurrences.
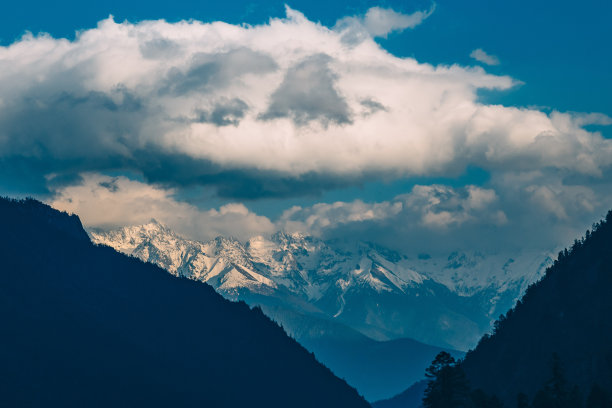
[423,352,473,408]
[532,354,582,408]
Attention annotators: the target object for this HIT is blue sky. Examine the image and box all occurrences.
[1,0,611,253]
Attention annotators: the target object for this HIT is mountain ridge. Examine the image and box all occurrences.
[0,197,369,407]
[375,209,612,408]
[90,219,551,350]
[89,218,552,400]
[461,209,612,406]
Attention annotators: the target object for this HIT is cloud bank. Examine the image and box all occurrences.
[51,174,275,241]
[1,6,611,253]
[50,171,611,255]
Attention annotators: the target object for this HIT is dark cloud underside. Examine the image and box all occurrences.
[260,54,352,126]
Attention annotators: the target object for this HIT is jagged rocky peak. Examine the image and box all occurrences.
[357,262,408,294]
[271,230,312,245]
[357,241,405,263]
[88,218,551,350]
[445,251,486,269]
[207,235,242,252]
[265,231,328,260]
[89,218,197,257]
[89,219,547,303]
[205,235,252,266]
[247,232,333,274]
[144,217,172,231]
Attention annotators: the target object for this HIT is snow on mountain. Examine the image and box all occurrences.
[90,220,277,296]
[243,232,422,299]
[406,250,552,298]
[89,220,550,349]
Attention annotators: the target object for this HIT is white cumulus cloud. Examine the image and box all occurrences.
[4,7,604,186]
[0,7,609,254]
[50,174,275,241]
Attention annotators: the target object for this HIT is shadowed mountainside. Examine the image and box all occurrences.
[0,197,370,408]
[371,210,612,408]
[260,303,463,401]
[461,210,612,405]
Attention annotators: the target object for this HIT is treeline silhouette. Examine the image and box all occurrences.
[0,197,370,407]
[422,351,611,408]
[419,209,612,407]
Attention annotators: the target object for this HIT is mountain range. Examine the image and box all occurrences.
[3,196,608,407]
[90,219,551,400]
[91,220,550,349]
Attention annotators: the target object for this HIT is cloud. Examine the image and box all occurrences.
[194,98,249,126]
[0,7,611,256]
[50,174,275,241]
[139,37,182,59]
[401,185,503,228]
[335,5,436,42]
[48,170,612,256]
[2,8,609,202]
[360,98,388,116]
[259,54,352,125]
[363,5,436,38]
[50,174,509,251]
[275,177,612,254]
[279,199,403,234]
[160,48,278,95]
[470,48,500,66]
[277,184,506,240]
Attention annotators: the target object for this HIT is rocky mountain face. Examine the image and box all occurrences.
[91,220,551,352]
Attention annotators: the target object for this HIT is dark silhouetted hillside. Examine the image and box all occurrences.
[461,210,612,406]
[0,197,370,408]
[371,379,428,408]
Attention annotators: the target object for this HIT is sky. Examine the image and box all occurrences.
[1,0,611,255]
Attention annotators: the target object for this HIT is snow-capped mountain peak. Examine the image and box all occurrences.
[89,221,550,350]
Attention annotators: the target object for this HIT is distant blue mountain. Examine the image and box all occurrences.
[371,379,427,408]
[260,304,463,401]
[0,197,369,407]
